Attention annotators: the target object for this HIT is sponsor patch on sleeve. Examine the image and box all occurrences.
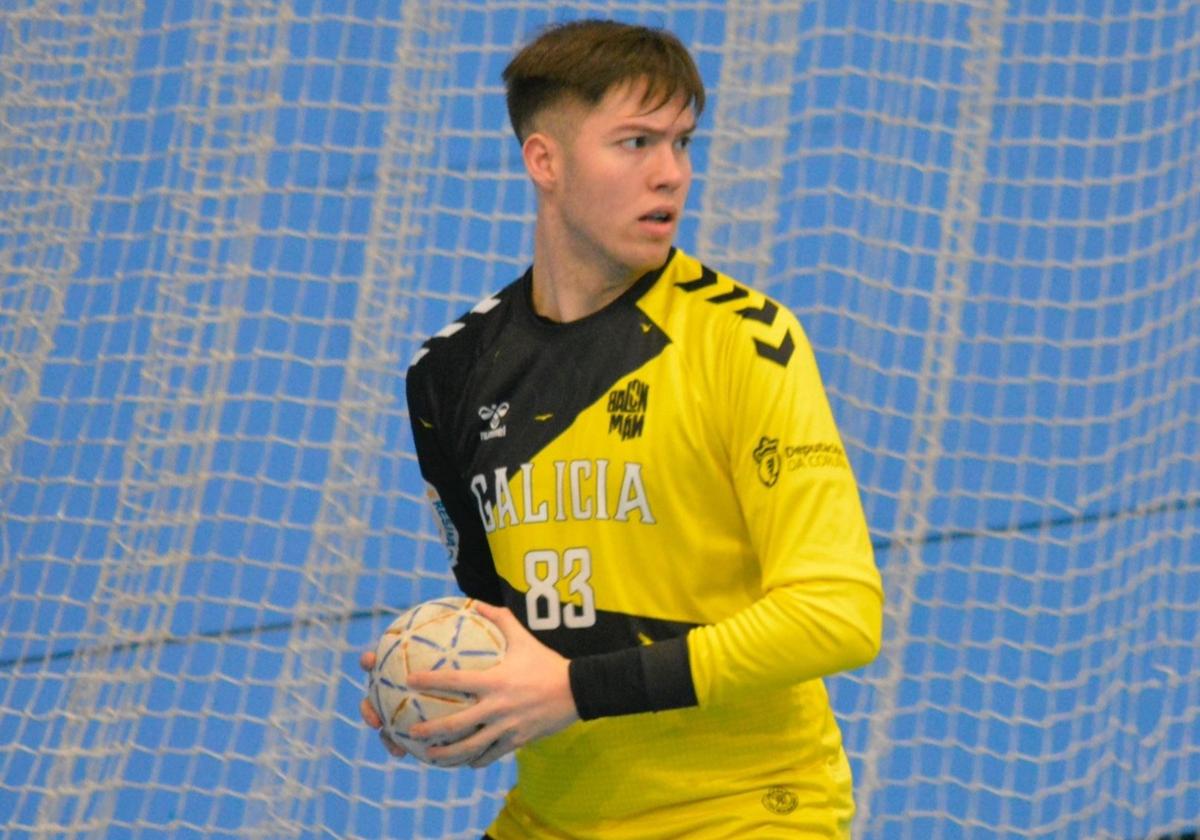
[782,441,849,471]
[754,436,849,485]
[426,483,460,565]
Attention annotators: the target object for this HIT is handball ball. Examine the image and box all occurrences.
[368,596,506,765]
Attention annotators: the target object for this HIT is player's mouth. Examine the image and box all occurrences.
[638,208,677,236]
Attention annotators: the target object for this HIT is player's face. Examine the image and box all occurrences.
[555,81,695,283]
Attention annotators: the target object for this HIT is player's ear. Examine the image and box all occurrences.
[522,131,559,192]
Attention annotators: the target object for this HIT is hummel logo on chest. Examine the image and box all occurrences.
[479,403,509,440]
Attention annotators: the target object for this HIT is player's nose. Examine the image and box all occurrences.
[650,142,688,192]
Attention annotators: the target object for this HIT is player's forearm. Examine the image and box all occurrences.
[567,635,696,720]
[687,577,883,707]
[568,575,882,719]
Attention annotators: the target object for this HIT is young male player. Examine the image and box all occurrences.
[360,19,884,839]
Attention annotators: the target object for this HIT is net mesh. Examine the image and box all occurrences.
[1,1,1197,838]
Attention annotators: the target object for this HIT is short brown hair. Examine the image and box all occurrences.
[502,19,706,142]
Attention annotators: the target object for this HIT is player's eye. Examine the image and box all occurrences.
[675,134,693,151]
[620,136,649,150]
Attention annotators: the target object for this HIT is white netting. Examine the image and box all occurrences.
[1,1,1197,838]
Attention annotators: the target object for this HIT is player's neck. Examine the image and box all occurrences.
[529,223,642,324]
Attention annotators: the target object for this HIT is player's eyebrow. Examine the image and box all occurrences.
[610,120,697,137]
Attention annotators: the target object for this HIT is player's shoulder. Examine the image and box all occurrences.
[407,274,524,379]
[648,249,804,372]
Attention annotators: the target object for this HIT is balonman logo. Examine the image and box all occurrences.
[607,379,649,441]
[478,403,509,441]
[753,436,781,487]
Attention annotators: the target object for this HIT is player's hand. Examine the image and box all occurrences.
[358,650,408,760]
[405,602,579,768]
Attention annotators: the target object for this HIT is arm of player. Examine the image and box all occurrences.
[400,571,879,762]
[359,357,507,757]
[399,569,879,761]
[687,297,885,707]
[567,575,881,719]
[403,602,579,768]
[406,361,506,605]
[687,574,881,705]
[570,298,884,718]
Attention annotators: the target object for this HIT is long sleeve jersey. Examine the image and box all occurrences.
[406,248,884,839]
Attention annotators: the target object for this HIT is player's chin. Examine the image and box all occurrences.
[622,242,674,276]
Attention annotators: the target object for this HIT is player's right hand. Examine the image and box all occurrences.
[359,650,408,759]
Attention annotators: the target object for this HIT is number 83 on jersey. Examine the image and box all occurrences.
[524,547,597,630]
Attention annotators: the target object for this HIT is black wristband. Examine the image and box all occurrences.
[568,635,698,720]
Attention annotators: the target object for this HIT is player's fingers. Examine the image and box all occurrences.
[409,702,489,744]
[406,667,484,694]
[360,696,383,729]
[426,724,509,768]
[468,734,513,769]
[359,650,376,672]
[472,602,519,636]
[379,730,407,759]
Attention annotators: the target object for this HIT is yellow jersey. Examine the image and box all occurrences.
[406,249,883,839]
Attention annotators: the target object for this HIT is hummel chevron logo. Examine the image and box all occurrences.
[709,286,749,305]
[675,265,718,292]
[737,298,778,326]
[754,330,795,368]
[676,265,795,368]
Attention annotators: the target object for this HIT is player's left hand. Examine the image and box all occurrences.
[405,602,579,768]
